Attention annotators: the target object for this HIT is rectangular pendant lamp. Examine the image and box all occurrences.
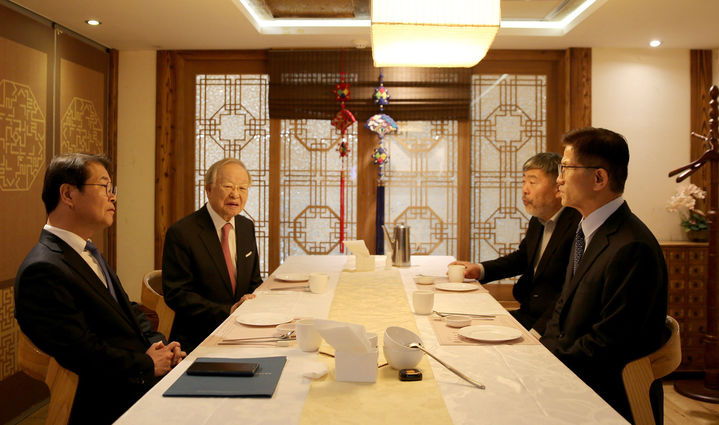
[371,0,501,67]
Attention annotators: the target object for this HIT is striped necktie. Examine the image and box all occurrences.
[85,241,118,301]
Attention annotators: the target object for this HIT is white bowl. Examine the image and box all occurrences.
[445,315,471,328]
[275,322,296,336]
[384,326,423,351]
[414,275,435,285]
[382,345,423,370]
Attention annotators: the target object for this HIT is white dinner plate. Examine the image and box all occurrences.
[458,325,523,342]
[235,312,294,326]
[434,282,480,292]
[274,273,310,282]
[434,277,479,284]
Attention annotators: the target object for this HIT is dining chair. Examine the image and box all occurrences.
[17,330,79,425]
[622,315,681,425]
[141,270,175,338]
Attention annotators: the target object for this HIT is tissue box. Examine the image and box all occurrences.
[355,255,375,272]
[335,349,378,383]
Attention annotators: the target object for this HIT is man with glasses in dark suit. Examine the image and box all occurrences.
[541,127,668,424]
[15,153,185,425]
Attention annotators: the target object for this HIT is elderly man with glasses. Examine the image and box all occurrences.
[162,158,262,353]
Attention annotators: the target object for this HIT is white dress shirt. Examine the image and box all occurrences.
[477,207,565,279]
[534,206,566,272]
[577,196,625,252]
[206,203,236,265]
[43,224,110,288]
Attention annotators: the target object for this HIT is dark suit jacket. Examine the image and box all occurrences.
[162,205,262,352]
[481,207,581,334]
[541,202,668,423]
[14,230,163,425]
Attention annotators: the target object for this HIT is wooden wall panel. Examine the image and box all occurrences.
[567,47,592,131]
[689,50,713,195]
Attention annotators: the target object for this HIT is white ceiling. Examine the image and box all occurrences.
[9,0,719,51]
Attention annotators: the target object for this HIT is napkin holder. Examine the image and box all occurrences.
[355,255,375,272]
[334,349,378,383]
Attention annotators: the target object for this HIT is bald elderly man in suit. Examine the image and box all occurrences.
[162,158,262,352]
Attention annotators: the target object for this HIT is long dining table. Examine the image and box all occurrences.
[116,255,628,424]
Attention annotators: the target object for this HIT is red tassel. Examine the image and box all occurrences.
[340,169,345,253]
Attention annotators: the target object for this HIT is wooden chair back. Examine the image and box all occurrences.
[622,315,682,425]
[141,270,175,337]
[17,331,79,425]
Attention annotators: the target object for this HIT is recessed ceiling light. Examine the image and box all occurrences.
[85,19,101,26]
[649,40,662,47]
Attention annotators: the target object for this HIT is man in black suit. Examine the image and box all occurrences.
[163,158,262,352]
[15,153,185,425]
[541,127,668,424]
[453,152,580,335]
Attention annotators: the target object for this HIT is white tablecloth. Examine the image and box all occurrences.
[116,255,627,424]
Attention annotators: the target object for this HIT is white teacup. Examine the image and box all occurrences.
[309,272,329,294]
[447,264,466,283]
[296,319,322,352]
[412,290,434,315]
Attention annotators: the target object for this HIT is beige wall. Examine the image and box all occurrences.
[116,50,156,302]
[592,48,691,242]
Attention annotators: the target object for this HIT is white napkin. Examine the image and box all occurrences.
[343,240,370,257]
[299,360,329,379]
[314,319,372,353]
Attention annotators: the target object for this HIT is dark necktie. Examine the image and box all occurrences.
[85,241,118,301]
[221,223,236,293]
[572,225,585,275]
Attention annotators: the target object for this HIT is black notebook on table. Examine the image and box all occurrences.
[163,356,287,397]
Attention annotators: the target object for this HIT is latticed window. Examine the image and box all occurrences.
[470,74,547,283]
[195,74,271,275]
[189,51,557,277]
[278,119,357,261]
[382,121,459,257]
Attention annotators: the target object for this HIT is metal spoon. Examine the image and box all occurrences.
[407,342,485,389]
[221,330,294,343]
[433,310,494,319]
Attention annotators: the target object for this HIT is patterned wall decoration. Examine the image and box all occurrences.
[383,120,458,256]
[0,30,50,392]
[59,59,104,155]
[280,120,357,261]
[60,97,103,153]
[470,74,547,284]
[0,79,45,191]
[0,287,15,381]
[195,74,270,276]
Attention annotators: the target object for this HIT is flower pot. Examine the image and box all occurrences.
[687,229,709,242]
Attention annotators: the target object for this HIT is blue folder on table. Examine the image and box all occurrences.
[163,356,287,397]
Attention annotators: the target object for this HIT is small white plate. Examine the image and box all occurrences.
[236,312,294,326]
[274,273,310,282]
[434,282,480,292]
[458,325,523,342]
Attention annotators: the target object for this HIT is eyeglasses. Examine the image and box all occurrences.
[82,182,117,197]
[219,183,250,194]
[557,164,602,177]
